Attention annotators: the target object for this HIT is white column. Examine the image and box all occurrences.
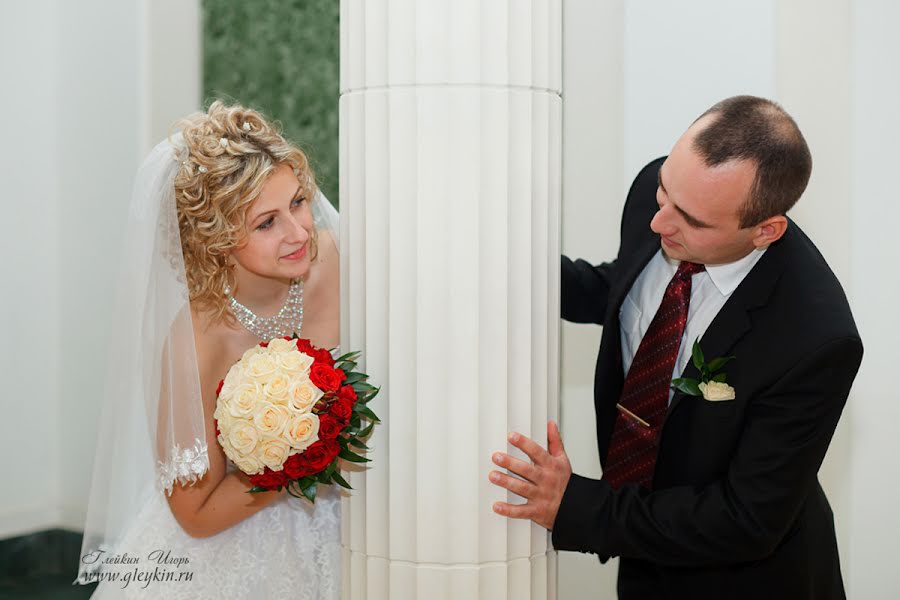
[339,1,561,598]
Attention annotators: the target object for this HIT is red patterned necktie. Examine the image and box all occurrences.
[602,260,705,490]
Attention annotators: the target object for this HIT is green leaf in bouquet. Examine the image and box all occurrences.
[354,382,378,393]
[349,437,369,450]
[340,361,358,373]
[671,377,702,397]
[300,479,318,503]
[357,405,380,422]
[331,470,353,490]
[344,372,368,385]
[358,422,374,438]
[335,350,361,363]
[248,485,270,494]
[339,448,371,463]
[316,471,331,484]
[711,372,728,383]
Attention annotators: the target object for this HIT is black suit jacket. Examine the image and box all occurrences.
[551,157,863,600]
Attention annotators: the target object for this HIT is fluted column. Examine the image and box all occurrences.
[339,2,561,598]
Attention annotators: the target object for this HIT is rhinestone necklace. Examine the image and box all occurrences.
[228,279,303,340]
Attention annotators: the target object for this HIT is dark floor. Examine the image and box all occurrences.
[0,529,96,599]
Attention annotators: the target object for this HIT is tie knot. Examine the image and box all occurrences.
[676,261,705,279]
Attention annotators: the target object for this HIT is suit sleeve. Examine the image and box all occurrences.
[561,256,617,325]
[551,336,863,566]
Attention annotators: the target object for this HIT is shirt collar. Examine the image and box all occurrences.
[661,246,767,297]
[704,247,767,296]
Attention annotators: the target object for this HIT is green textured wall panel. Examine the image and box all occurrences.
[203,0,339,205]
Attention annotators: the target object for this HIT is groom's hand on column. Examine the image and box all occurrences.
[489,421,572,530]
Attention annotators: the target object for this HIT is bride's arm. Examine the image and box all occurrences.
[165,328,285,539]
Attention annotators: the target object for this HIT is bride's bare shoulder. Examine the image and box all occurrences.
[188,307,234,383]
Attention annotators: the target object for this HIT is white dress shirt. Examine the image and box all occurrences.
[619,247,767,403]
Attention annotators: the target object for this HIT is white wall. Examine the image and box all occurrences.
[0,0,199,538]
[847,2,900,596]
[0,0,63,536]
[560,0,899,597]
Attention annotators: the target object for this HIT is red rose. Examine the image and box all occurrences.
[250,468,287,490]
[329,397,353,424]
[259,341,269,348]
[283,453,310,479]
[337,384,357,405]
[216,379,224,396]
[336,368,347,382]
[310,363,341,392]
[318,414,342,440]
[214,419,220,437]
[300,439,340,473]
[314,348,335,367]
[295,339,335,367]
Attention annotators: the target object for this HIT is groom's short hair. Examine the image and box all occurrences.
[694,95,812,228]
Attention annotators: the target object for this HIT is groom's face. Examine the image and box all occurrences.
[650,118,758,266]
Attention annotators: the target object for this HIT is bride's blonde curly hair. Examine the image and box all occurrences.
[172,100,318,323]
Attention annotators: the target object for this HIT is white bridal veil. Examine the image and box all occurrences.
[77,135,339,582]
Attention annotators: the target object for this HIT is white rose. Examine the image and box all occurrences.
[234,453,264,475]
[245,352,278,382]
[228,382,262,417]
[252,402,291,435]
[698,381,736,401]
[267,338,296,353]
[217,432,236,460]
[226,419,259,455]
[287,378,323,414]
[263,372,291,405]
[284,413,319,450]
[256,439,291,470]
[219,363,244,399]
[213,401,227,424]
[240,346,266,364]
[278,350,314,374]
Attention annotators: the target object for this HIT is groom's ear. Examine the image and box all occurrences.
[750,215,787,248]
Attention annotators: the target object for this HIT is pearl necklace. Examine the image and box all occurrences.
[228,279,303,341]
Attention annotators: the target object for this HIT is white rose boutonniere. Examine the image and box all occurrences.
[671,338,736,401]
[698,380,736,401]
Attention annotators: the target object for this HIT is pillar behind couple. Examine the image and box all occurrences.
[78,102,342,598]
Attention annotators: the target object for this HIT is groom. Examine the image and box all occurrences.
[489,96,862,599]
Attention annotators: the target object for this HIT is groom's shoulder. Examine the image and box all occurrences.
[762,221,860,343]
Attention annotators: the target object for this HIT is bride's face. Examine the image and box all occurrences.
[230,164,314,280]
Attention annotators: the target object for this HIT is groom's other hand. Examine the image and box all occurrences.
[489,421,572,530]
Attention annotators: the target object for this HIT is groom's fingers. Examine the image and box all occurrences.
[547,421,566,458]
[492,501,534,520]
[488,470,533,498]
[508,432,549,466]
[492,452,538,483]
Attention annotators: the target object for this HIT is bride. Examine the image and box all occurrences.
[77,101,341,598]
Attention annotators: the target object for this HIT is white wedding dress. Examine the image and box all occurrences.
[90,472,340,599]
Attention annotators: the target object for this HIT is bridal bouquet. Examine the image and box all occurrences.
[213,336,379,502]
